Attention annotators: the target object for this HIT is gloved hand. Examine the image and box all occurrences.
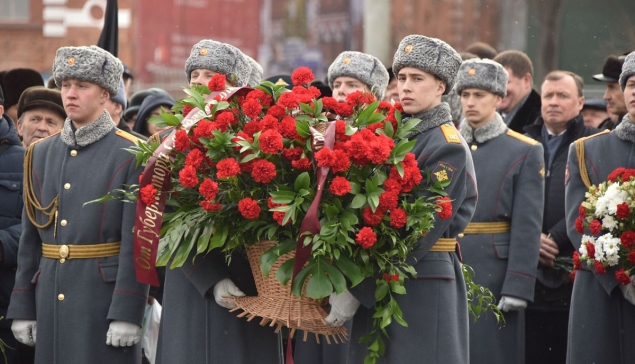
[325,290,361,327]
[497,295,527,312]
[106,321,142,347]
[213,278,245,309]
[12,320,36,346]
[619,279,635,306]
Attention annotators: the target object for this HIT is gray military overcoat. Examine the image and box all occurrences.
[7,112,149,364]
[459,114,544,364]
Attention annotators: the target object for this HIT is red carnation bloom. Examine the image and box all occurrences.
[216,158,241,178]
[594,260,606,274]
[607,168,626,182]
[246,89,273,107]
[622,169,635,181]
[628,250,635,265]
[259,115,280,131]
[185,148,205,168]
[207,73,226,91]
[273,211,288,226]
[243,121,262,137]
[617,202,630,219]
[242,99,263,119]
[331,150,351,173]
[199,178,219,200]
[178,165,199,188]
[279,116,302,140]
[436,197,452,220]
[575,217,585,234]
[174,130,190,152]
[282,147,303,161]
[251,159,277,183]
[366,134,394,165]
[589,219,602,235]
[277,92,299,109]
[587,243,596,259]
[182,105,194,116]
[379,191,399,211]
[345,132,371,166]
[621,231,635,249]
[569,270,577,283]
[200,200,222,212]
[578,204,586,217]
[334,102,354,117]
[267,196,282,209]
[215,110,237,127]
[335,120,348,141]
[329,176,351,196]
[573,251,582,269]
[389,208,407,228]
[321,97,338,111]
[238,198,261,219]
[384,178,403,193]
[266,105,287,119]
[292,86,316,104]
[259,129,284,154]
[193,119,214,139]
[139,184,158,205]
[363,207,384,226]
[314,148,334,168]
[291,67,315,86]
[346,91,375,107]
[356,227,377,249]
[292,158,312,171]
[383,273,399,283]
[378,101,392,111]
[615,268,632,285]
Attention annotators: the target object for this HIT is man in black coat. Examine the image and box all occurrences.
[524,70,599,364]
[593,53,628,128]
[494,50,542,133]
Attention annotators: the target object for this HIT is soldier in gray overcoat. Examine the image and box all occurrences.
[565,51,635,364]
[155,40,281,364]
[7,46,149,364]
[325,35,478,363]
[455,59,544,364]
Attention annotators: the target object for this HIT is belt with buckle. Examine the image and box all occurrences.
[42,242,121,263]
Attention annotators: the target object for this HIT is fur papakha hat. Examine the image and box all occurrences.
[455,58,509,98]
[327,51,389,100]
[619,51,635,91]
[53,46,123,96]
[392,35,462,95]
[245,55,264,87]
[184,40,251,87]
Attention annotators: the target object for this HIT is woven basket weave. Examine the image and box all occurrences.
[231,240,348,344]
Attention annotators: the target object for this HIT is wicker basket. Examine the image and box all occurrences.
[231,240,348,344]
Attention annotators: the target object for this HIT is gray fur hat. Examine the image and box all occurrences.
[392,35,461,95]
[245,55,264,87]
[184,40,251,87]
[619,51,635,91]
[53,46,123,96]
[455,59,508,97]
[327,51,389,100]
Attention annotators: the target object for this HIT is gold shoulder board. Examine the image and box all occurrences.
[506,130,538,145]
[440,124,462,144]
[577,129,610,143]
[116,129,140,144]
[31,130,61,146]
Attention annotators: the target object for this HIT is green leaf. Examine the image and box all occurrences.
[196,223,214,255]
[336,254,364,286]
[350,181,361,194]
[276,258,295,286]
[306,266,333,299]
[391,282,407,295]
[299,102,314,115]
[356,101,380,126]
[171,227,199,268]
[290,261,315,297]
[207,224,228,252]
[270,190,297,204]
[375,282,389,301]
[351,194,367,209]
[241,152,260,163]
[323,260,347,294]
[296,120,310,138]
[294,172,310,191]
[383,119,394,138]
[315,98,323,116]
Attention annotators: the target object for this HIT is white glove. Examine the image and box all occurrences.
[213,278,245,309]
[619,280,635,306]
[497,295,527,312]
[106,321,142,347]
[12,320,36,346]
[325,290,361,327]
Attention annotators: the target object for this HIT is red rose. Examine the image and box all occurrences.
[589,219,602,235]
[277,92,299,110]
[199,178,219,200]
[259,129,284,154]
[617,202,630,219]
[363,207,384,226]
[389,208,407,228]
[356,227,377,249]
[246,89,273,107]
[185,148,205,168]
[329,176,351,196]
[216,158,241,178]
[251,159,277,183]
[615,268,632,285]
[139,184,158,205]
[207,73,226,91]
[178,165,199,188]
[379,191,399,211]
[436,197,452,220]
[575,217,585,234]
[291,67,315,86]
[578,204,586,217]
[594,260,606,274]
[174,130,190,152]
[586,242,596,259]
[573,251,582,269]
[200,200,222,212]
[628,250,635,265]
[242,99,263,119]
[238,198,261,219]
[607,168,626,182]
[291,158,312,171]
[621,231,635,248]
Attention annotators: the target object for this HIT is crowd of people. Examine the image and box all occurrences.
[0,32,633,364]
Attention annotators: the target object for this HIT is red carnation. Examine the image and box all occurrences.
[329,176,351,196]
[621,231,635,249]
[259,129,284,154]
[587,243,596,259]
[182,105,194,116]
[174,130,190,152]
[292,158,312,171]
[335,120,348,141]
[279,116,302,140]
[384,178,402,193]
[575,217,585,234]
[331,150,351,173]
[356,227,377,249]
[436,197,452,220]
[389,208,407,228]
[246,89,273,107]
[366,134,394,164]
[314,148,334,168]
[578,204,586,217]
[277,92,299,110]
[273,211,288,226]
[383,273,399,283]
[242,99,263,119]
[282,147,303,161]
[178,165,199,188]
[363,207,384,226]
[199,178,219,200]
[266,105,287,119]
[334,102,354,117]
[573,251,582,269]
[200,200,222,212]
[216,158,241,178]
[608,168,626,182]
[594,260,606,274]
[622,169,635,181]
[185,148,205,168]
[140,184,158,205]
[215,110,237,128]
[292,86,316,104]
[238,198,261,219]
[615,268,632,285]
[628,250,635,265]
[207,73,226,91]
[379,191,399,211]
[346,91,375,107]
[617,202,630,219]
[291,67,315,86]
[589,219,602,235]
[243,121,262,137]
[259,115,280,131]
[251,159,277,183]
[321,97,338,111]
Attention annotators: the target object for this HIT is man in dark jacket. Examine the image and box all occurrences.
[494,50,542,133]
[593,53,628,128]
[524,70,599,364]
[0,85,25,364]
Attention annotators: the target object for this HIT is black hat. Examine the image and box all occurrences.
[133,93,176,136]
[582,98,608,111]
[3,68,44,109]
[0,71,6,103]
[123,88,169,122]
[17,86,66,120]
[122,62,134,80]
[593,55,625,83]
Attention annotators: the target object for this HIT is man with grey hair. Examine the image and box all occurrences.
[7,45,149,364]
[327,50,389,102]
[16,86,66,147]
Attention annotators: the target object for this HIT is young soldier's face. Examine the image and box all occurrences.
[190,69,217,88]
[460,88,501,128]
[624,76,635,120]
[604,82,627,115]
[397,67,445,115]
[332,76,369,103]
[60,80,109,126]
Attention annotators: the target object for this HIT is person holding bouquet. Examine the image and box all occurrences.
[565,51,635,363]
[455,59,545,364]
[155,40,281,364]
[331,35,478,363]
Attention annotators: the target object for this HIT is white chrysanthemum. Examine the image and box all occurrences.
[602,215,618,231]
[596,184,629,217]
[579,242,588,259]
[596,233,621,266]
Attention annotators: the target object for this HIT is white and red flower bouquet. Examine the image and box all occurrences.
[573,167,635,284]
